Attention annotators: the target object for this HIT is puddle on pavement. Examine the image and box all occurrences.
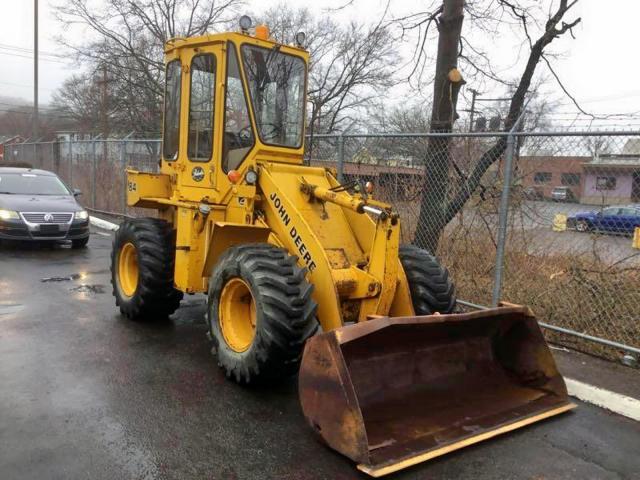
[71,284,106,294]
[0,302,25,316]
[41,273,82,282]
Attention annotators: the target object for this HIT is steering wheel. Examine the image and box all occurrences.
[236,125,253,145]
[259,122,281,141]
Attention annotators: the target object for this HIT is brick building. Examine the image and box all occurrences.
[517,155,587,200]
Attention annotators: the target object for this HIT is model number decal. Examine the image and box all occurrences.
[127,181,137,192]
[269,192,317,273]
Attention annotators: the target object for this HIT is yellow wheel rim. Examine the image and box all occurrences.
[118,242,139,297]
[219,277,257,353]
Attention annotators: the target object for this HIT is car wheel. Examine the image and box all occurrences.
[576,220,590,232]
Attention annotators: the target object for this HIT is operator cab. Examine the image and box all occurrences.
[161,17,309,200]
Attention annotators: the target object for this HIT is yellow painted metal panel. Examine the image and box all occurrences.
[125,170,172,207]
[259,167,344,331]
[201,222,271,278]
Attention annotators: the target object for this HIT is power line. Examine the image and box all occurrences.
[0,42,63,59]
[0,51,67,64]
[0,80,54,91]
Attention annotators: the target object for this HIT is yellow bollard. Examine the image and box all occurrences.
[553,214,567,232]
[633,227,640,249]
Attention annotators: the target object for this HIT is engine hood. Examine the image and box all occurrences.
[0,194,83,213]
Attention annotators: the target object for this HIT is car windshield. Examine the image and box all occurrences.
[241,45,306,148]
[0,173,70,195]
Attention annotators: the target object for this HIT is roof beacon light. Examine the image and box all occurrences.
[295,31,306,47]
[255,24,269,40]
[239,15,252,32]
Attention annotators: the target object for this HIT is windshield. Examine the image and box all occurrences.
[0,173,71,195]
[241,45,306,148]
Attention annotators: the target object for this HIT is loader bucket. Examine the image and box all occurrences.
[298,305,575,477]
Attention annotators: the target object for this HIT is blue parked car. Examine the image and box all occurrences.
[567,205,640,235]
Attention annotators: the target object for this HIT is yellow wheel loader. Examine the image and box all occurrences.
[110,18,574,477]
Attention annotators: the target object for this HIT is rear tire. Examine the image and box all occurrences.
[399,244,456,314]
[207,243,318,384]
[110,218,182,319]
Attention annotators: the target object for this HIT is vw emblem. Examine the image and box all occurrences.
[43,213,54,222]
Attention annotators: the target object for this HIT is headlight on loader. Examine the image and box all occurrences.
[0,209,19,220]
[75,210,89,220]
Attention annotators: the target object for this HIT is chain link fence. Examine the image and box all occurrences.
[4,130,640,365]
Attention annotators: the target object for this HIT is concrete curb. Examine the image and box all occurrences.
[89,216,119,232]
[566,378,640,422]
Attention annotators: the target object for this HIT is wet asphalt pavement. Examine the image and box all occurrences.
[1,232,639,480]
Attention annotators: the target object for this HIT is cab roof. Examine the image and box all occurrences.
[164,31,307,55]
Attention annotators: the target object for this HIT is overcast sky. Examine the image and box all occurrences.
[0,0,638,129]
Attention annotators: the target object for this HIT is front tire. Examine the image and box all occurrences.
[399,244,456,314]
[207,244,318,384]
[110,218,182,319]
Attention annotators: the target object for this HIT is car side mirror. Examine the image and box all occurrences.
[73,188,82,197]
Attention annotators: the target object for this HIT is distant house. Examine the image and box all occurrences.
[0,135,25,162]
[517,156,587,200]
[581,139,640,205]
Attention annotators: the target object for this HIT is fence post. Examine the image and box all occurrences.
[91,139,97,208]
[68,139,73,186]
[491,133,516,307]
[337,134,345,182]
[121,140,127,215]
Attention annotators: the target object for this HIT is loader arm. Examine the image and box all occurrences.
[258,162,414,330]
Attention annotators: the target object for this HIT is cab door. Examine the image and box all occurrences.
[180,44,224,192]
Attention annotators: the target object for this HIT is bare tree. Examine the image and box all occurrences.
[400,0,582,252]
[51,73,110,134]
[260,4,399,133]
[583,136,611,157]
[53,0,242,134]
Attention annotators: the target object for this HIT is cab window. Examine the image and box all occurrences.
[241,45,306,148]
[188,54,216,161]
[222,43,254,172]
[163,60,182,161]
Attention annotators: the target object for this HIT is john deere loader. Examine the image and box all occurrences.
[110,17,574,476]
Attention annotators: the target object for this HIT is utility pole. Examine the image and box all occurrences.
[468,88,478,132]
[100,64,109,137]
[33,0,39,140]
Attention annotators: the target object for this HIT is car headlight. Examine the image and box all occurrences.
[0,209,19,220]
[75,210,89,220]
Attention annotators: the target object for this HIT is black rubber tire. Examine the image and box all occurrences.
[207,243,318,384]
[110,218,182,319]
[71,236,89,249]
[399,244,456,314]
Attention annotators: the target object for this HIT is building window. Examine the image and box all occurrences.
[561,173,580,186]
[534,172,552,184]
[596,176,616,191]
